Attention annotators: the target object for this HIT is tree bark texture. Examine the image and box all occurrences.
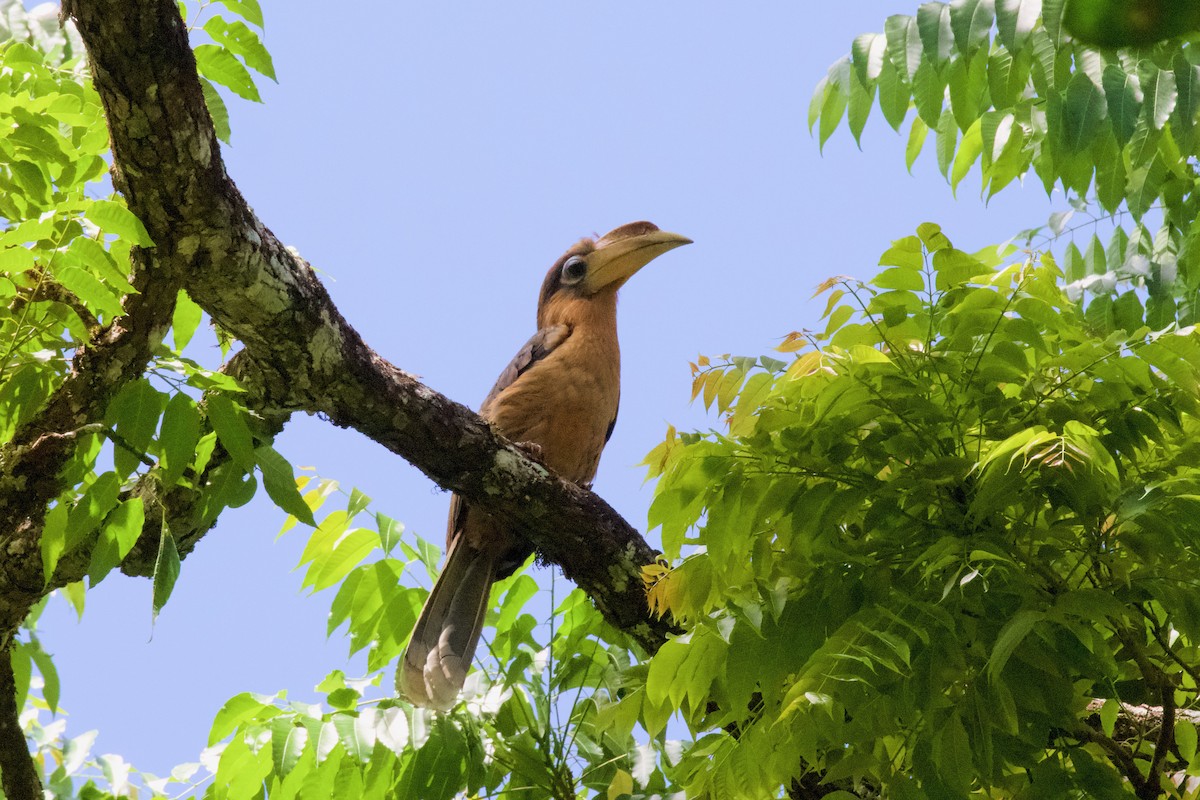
[0,649,42,800]
[0,0,675,654]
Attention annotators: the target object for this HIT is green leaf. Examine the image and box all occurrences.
[39,503,69,583]
[84,199,154,247]
[172,288,204,352]
[1127,155,1167,219]
[53,264,125,319]
[0,246,37,272]
[1029,28,1059,96]
[947,53,979,131]
[906,115,929,172]
[981,110,1012,165]
[1043,0,1069,45]
[951,118,983,191]
[332,713,375,763]
[159,392,201,487]
[848,71,875,146]
[88,497,145,586]
[9,121,66,162]
[0,363,53,443]
[67,237,136,293]
[256,444,317,526]
[996,0,1040,51]
[152,518,181,623]
[851,32,886,86]
[819,59,850,151]
[206,393,257,471]
[917,3,953,66]
[949,0,996,54]
[28,640,59,713]
[808,76,827,133]
[1173,53,1200,132]
[1099,698,1119,737]
[873,267,926,291]
[879,235,925,269]
[64,472,120,555]
[936,108,958,177]
[10,160,51,206]
[1140,62,1177,130]
[1146,294,1176,330]
[194,44,262,103]
[885,14,923,81]
[200,462,258,524]
[270,718,309,777]
[347,488,371,518]
[108,498,147,560]
[307,528,378,592]
[917,221,952,252]
[934,713,973,796]
[987,47,1014,110]
[198,77,232,145]
[203,17,276,79]
[1178,719,1198,766]
[1102,65,1142,147]
[912,59,947,127]
[1084,233,1107,274]
[1060,71,1106,154]
[1112,290,1144,331]
[209,692,278,745]
[376,513,403,554]
[988,609,1044,678]
[106,378,167,478]
[214,0,264,27]
[878,58,911,131]
[1093,132,1126,212]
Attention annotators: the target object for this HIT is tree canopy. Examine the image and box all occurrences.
[6,1,1200,799]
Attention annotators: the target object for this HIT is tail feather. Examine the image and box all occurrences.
[398,539,497,709]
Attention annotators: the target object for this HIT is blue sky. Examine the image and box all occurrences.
[36,0,1057,779]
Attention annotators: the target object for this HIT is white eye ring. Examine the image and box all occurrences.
[561,255,587,285]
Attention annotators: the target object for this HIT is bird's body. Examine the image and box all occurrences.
[398,221,690,709]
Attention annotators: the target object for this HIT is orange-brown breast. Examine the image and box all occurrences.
[481,293,621,485]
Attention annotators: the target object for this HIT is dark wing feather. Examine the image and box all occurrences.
[604,390,620,443]
[445,324,572,550]
[479,324,571,414]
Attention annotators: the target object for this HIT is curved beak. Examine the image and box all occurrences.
[581,222,692,294]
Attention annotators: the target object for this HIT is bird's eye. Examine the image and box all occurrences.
[561,256,588,285]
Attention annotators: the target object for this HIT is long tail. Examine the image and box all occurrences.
[397,538,496,709]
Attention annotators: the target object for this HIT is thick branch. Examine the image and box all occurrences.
[0,649,41,800]
[51,0,676,653]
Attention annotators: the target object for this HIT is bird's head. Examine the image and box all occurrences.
[536,221,691,327]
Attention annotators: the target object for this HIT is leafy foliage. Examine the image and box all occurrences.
[812,0,1200,326]
[196,480,681,800]
[14,0,1200,798]
[180,0,275,143]
[640,224,1200,797]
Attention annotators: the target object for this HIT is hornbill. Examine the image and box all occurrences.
[398,221,691,709]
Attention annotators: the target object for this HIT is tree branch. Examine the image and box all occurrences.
[2,0,677,655]
[0,648,41,800]
[0,245,177,638]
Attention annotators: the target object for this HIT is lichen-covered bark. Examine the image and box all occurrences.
[0,0,676,654]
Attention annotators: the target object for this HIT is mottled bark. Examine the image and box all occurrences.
[0,649,41,800]
[0,0,675,653]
